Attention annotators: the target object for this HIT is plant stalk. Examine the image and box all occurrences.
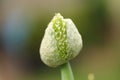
[61,62,74,80]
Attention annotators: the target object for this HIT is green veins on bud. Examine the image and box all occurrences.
[40,13,82,67]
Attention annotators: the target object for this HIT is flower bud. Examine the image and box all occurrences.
[40,13,82,67]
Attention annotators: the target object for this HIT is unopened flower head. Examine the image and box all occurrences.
[40,13,82,67]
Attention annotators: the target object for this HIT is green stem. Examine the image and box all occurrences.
[61,62,74,80]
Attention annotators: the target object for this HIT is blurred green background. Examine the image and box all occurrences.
[0,0,120,80]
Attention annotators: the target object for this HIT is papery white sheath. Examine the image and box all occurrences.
[40,13,82,67]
